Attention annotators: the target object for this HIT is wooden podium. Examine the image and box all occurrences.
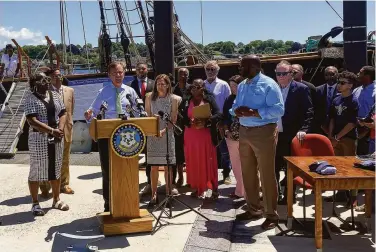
[89,117,159,235]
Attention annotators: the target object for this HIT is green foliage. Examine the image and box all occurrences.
[0,39,301,68]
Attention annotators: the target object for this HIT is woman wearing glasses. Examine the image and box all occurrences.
[179,79,222,200]
[24,72,69,216]
[145,74,182,205]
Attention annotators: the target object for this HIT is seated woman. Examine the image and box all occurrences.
[24,72,69,216]
[179,79,222,200]
[145,74,182,205]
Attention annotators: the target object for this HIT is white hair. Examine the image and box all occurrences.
[204,60,220,71]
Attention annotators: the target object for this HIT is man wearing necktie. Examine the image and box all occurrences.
[84,62,140,212]
[127,62,155,195]
[313,66,339,135]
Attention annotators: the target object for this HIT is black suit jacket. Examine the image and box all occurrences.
[126,77,154,101]
[301,80,316,99]
[313,83,339,132]
[281,81,314,140]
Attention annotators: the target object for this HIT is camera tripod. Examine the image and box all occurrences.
[150,120,209,234]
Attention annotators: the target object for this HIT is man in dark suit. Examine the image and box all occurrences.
[312,66,339,134]
[292,64,316,101]
[274,61,313,203]
[126,62,154,101]
[126,62,155,195]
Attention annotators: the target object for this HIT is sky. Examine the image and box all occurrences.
[0,0,375,48]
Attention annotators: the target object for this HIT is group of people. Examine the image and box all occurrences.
[23,55,375,231]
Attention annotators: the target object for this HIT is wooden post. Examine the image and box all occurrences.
[45,36,61,69]
[89,117,159,235]
[11,39,31,77]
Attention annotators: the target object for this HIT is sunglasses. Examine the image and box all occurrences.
[275,72,291,77]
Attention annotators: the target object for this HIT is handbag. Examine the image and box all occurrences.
[229,117,240,141]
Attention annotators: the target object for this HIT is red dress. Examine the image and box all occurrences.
[184,100,218,195]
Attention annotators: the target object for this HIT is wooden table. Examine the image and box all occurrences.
[284,156,375,252]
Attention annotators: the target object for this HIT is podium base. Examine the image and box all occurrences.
[96,209,153,236]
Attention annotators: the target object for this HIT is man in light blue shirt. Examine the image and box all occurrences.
[232,55,284,230]
[354,66,376,155]
[84,62,140,212]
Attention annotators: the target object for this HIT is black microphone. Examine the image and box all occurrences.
[126,104,136,118]
[157,111,183,135]
[97,101,108,120]
[135,98,148,117]
[126,94,133,106]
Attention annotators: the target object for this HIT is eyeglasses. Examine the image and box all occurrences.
[275,72,291,77]
[191,85,203,90]
[338,80,350,85]
[205,68,216,72]
[111,71,124,76]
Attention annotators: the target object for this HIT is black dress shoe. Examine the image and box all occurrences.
[236,211,263,221]
[261,218,278,230]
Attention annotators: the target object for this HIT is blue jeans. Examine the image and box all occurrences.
[218,139,232,177]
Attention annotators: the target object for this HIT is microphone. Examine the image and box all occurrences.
[126,94,133,106]
[126,105,136,118]
[97,101,108,120]
[158,111,183,135]
[135,98,148,117]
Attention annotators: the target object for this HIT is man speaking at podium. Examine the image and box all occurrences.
[84,62,141,212]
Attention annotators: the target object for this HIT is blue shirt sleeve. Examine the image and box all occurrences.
[257,82,285,120]
[89,88,104,116]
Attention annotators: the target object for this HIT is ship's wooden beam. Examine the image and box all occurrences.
[154,1,174,78]
[343,1,367,72]
[11,39,31,77]
[45,36,61,69]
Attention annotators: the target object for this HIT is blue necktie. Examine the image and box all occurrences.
[327,86,333,113]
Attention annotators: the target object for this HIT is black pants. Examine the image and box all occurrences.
[98,139,110,210]
[275,133,291,198]
[357,136,370,156]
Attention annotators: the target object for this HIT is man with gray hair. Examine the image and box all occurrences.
[204,60,232,184]
[292,64,316,100]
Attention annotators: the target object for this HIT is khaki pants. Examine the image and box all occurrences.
[333,137,357,196]
[333,137,356,156]
[40,140,71,192]
[239,124,279,220]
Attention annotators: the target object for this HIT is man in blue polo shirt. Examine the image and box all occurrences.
[231,55,284,230]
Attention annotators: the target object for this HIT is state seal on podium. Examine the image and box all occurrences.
[111,123,146,158]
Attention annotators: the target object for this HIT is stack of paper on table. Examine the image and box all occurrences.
[192,103,211,119]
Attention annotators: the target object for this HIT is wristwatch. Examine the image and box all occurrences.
[224,130,229,137]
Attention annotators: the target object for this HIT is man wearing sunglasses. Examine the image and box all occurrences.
[203,61,232,184]
[274,61,313,204]
[291,64,316,102]
[314,66,340,134]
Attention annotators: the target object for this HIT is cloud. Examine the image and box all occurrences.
[0,26,47,45]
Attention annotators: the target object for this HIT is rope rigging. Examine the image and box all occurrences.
[325,1,343,22]
[79,0,91,70]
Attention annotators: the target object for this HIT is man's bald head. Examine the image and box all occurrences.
[240,55,261,79]
[292,64,304,81]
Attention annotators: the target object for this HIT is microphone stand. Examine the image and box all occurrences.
[151,119,209,234]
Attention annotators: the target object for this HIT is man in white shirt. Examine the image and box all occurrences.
[0,44,19,78]
[204,60,232,184]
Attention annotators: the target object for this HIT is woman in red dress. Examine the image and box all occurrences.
[179,79,222,199]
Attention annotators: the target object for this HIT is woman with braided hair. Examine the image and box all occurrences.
[24,72,69,216]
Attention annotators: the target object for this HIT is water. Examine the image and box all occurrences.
[61,68,99,75]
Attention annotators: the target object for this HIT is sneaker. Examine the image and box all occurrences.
[224,176,232,185]
[140,184,152,195]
